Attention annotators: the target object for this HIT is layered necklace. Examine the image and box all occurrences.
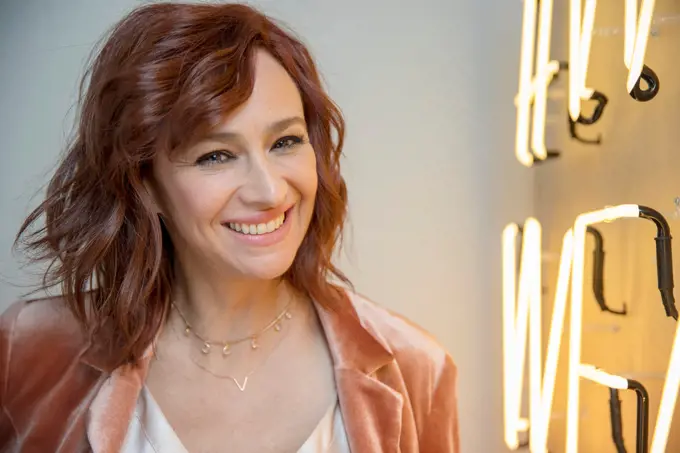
[170,298,295,391]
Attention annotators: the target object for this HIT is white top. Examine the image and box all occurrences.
[121,386,351,453]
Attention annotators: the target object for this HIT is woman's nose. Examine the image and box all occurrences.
[238,158,287,208]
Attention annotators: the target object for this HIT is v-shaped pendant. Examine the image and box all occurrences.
[232,376,248,392]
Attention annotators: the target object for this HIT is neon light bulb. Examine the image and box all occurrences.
[502,223,519,449]
[566,204,640,453]
[650,316,680,452]
[528,220,543,452]
[536,230,573,451]
[503,221,573,452]
[503,221,538,448]
[531,0,560,161]
[624,0,636,65]
[515,0,560,167]
[515,0,539,167]
[625,0,655,94]
[579,364,629,390]
[568,0,597,122]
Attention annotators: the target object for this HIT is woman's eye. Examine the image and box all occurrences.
[196,151,235,166]
[272,135,305,150]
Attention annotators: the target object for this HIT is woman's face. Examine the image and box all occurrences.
[149,49,318,280]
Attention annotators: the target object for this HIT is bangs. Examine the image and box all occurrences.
[163,46,259,158]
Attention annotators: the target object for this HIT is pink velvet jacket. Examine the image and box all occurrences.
[0,291,460,453]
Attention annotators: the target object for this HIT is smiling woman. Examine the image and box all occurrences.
[0,3,460,453]
[148,50,319,282]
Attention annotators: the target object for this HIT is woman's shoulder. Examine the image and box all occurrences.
[1,295,90,379]
[1,295,86,342]
[344,290,457,376]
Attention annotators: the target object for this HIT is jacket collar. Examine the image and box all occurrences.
[313,291,404,452]
[313,290,394,373]
[82,289,404,453]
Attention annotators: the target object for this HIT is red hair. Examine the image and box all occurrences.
[15,2,350,367]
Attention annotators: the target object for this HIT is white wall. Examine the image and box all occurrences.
[0,1,530,451]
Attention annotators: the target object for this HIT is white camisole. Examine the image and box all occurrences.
[120,386,351,453]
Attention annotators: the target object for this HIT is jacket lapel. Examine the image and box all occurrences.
[80,337,154,453]
[85,354,151,453]
[80,303,169,452]
[335,368,404,452]
[314,293,404,453]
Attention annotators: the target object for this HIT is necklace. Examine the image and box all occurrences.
[188,323,291,391]
[170,298,300,392]
[171,298,294,357]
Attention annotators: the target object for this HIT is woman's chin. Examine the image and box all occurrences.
[243,268,290,281]
[231,256,296,281]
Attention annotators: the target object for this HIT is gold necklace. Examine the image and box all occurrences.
[188,323,292,391]
[171,298,294,357]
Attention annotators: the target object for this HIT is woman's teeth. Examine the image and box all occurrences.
[227,213,286,235]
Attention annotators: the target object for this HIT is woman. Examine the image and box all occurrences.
[0,3,460,452]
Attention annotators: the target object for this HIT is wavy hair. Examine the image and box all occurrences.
[15,2,350,367]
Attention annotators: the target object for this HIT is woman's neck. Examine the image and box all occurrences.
[170,265,293,341]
